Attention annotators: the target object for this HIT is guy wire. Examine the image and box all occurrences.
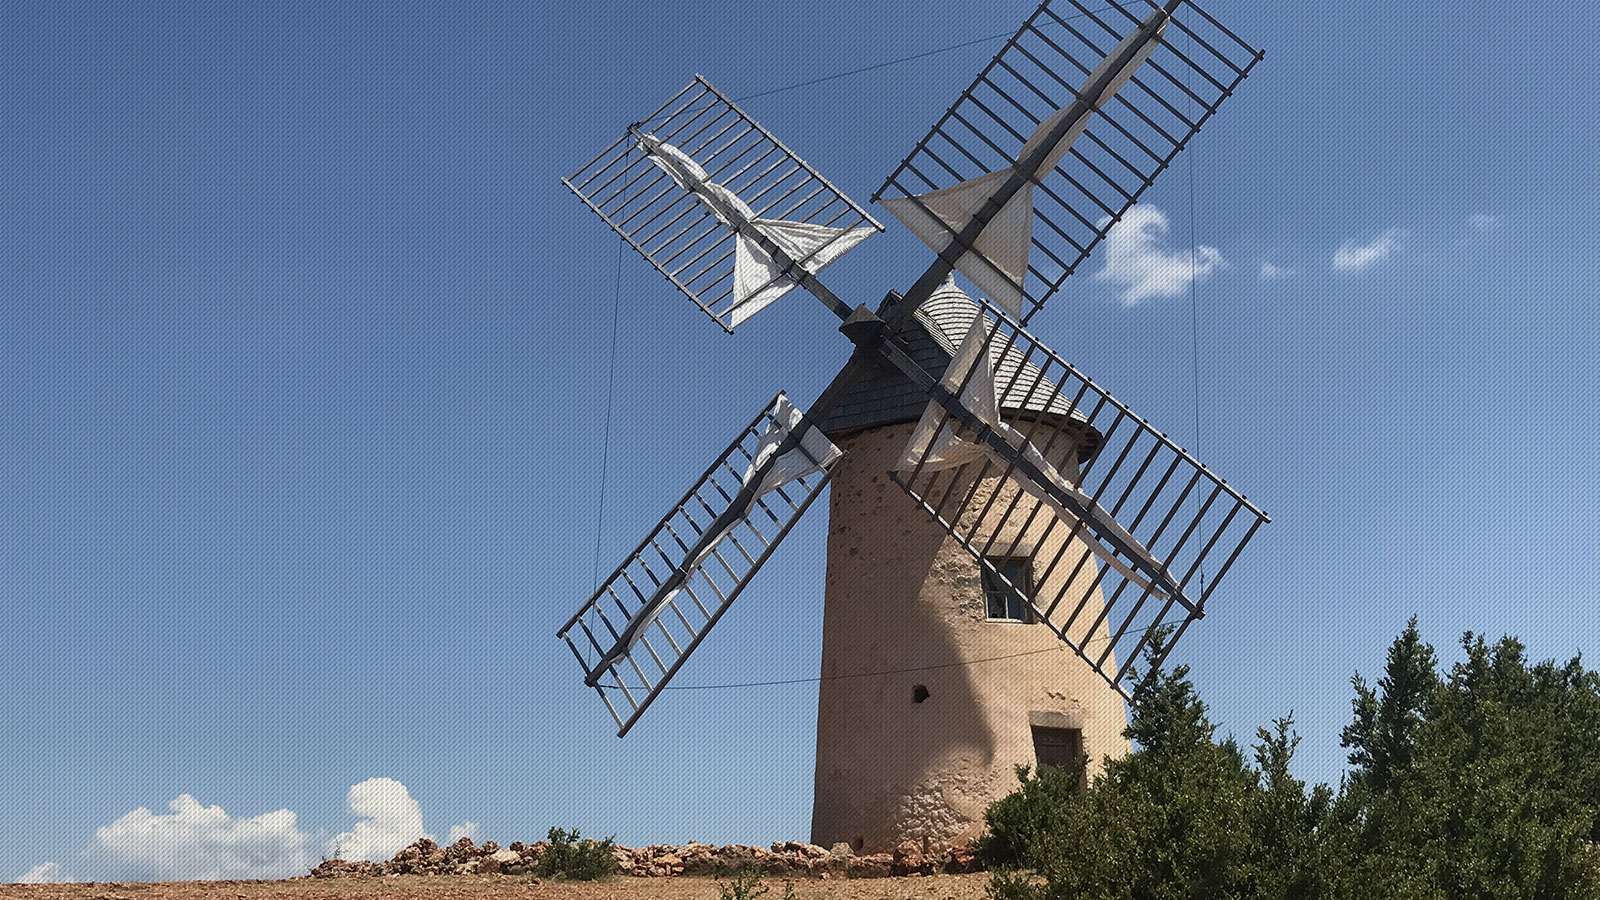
[591,238,624,590]
[659,616,1191,691]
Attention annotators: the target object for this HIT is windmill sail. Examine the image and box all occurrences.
[892,285,1268,698]
[883,170,1035,317]
[878,0,1264,322]
[558,393,840,736]
[636,132,875,326]
[898,314,1171,600]
[881,4,1171,317]
[564,77,882,332]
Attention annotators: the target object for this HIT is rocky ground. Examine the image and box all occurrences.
[0,872,993,900]
[308,837,980,880]
[1,837,992,900]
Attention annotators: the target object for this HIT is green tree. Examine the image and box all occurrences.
[1241,715,1329,900]
[1340,616,1438,793]
[980,620,1600,900]
[1323,627,1600,899]
[538,827,616,880]
[977,760,1088,870]
[986,628,1309,900]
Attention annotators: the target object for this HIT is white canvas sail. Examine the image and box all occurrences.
[639,133,874,326]
[881,6,1172,316]
[880,172,1032,317]
[596,394,841,673]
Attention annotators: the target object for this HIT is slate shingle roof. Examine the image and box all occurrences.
[819,279,1101,459]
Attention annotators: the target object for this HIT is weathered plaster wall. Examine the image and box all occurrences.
[810,422,1129,852]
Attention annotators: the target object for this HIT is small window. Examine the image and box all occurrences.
[1031,726,1086,788]
[983,557,1032,622]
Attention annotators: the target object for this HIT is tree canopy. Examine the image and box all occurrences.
[980,621,1600,900]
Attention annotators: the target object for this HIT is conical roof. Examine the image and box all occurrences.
[819,279,1101,458]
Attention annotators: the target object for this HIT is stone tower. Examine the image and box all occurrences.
[810,280,1129,853]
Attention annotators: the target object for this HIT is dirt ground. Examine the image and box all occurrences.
[0,873,994,900]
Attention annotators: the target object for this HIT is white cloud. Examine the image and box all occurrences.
[1467,212,1500,232]
[16,861,75,884]
[30,779,440,881]
[325,777,430,862]
[91,794,314,881]
[1258,261,1296,281]
[1332,228,1404,272]
[446,821,482,845]
[1094,205,1224,305]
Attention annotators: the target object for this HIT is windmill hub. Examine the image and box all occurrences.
[838,303,890,348]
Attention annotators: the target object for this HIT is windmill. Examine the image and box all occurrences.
[559,0,1268,851]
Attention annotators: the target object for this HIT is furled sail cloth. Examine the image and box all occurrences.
[896,304,1171,600]
[637,133,875,327]
[880,6,1171,317]
[590,394,842,680]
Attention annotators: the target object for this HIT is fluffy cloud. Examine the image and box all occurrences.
[1094,205,1223,305]
[1258,261,1296,281]
[90,795,314,881]
[23,778,441,883]
[1467,212,1500,232]
[16,861,75,884]
[1332,228,1404,272]
[446,821,482,845]
[325,777,430,862]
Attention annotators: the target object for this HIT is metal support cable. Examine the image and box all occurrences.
[592,238,625,589]
[659,616,1189,691]
[731,6,1123,104]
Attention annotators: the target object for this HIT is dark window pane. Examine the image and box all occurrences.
[982,557,1031,621]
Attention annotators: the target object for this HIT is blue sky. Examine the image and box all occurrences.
[3,0,1596,884]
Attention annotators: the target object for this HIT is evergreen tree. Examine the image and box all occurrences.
[986,628,1302,900]
[1323,627,1600,899]
[1243,715,1328,900]
[1340,616,1438,792]
[978,619,1600,900]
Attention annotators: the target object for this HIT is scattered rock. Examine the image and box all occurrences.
[846,852,895,877]
[945,841,980,874]
[304,834,985,879]
[445,836,478,862]
[892,839,928,876]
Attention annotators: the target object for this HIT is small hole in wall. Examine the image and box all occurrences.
[852,837,864,852]
[912,684,930,703]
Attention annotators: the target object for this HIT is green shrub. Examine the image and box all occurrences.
[977,620,1600,900]
[712,868,801,900]
[976,760,1086,869]
[986,869,1044,900]
[715,868,770,900]
[539,826,616,880]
